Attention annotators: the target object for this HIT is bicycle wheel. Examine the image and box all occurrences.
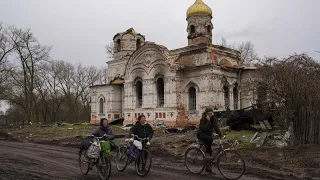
[135,149,152,177]
[97,153,111,180]
[116,146,128,171]
[78,149,90,175]
[184,147,205,174]
[217,150,246,180]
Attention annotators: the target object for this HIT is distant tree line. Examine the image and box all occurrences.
[0,23,107,125]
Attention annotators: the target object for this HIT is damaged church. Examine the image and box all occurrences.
[90,0,258,127]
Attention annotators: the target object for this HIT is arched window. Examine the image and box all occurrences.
[190,25,195,34]
[233,85,238,110]
[224,85,230,109]
[136,39,141,49]
[136,81,143,108]
[188,87,196,110]
[157,78,164,107]
[207,25,211,33]
[116,39,121,52]
[99,98,104,114]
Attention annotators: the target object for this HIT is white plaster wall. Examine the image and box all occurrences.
[90,85,111,118]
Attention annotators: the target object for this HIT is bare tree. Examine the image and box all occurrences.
[237,42,258,64]
[257,54,320,145]
[2,23,106,125]
[105,42,114,59]
[0,23,16,96]
[0,23,16,65]
[7,26,51,124]
[219,37,258,64]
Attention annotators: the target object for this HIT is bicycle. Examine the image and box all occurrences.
[78,134,112,180]
[184,137,245,180]
[115,135,152,177]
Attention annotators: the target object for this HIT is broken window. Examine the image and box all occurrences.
[136,39,141,49]
[190,25,195,34]
[233,86,238,110]
[99,98,104,114]
[116,39,121,52]
[224,85,230,109]
[188,87,196,111]
[207,25,211,33]
[136,80,143,108]
[157,78,164,107]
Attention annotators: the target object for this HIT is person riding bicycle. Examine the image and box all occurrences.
[91,118,115,154]
[128,115,153,165]
[92,118,115,140]
[130,114,154,141]
[197,108,224,173]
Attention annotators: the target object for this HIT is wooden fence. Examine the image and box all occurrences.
[294,106,320,145]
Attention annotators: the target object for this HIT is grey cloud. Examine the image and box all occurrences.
[0,0,319,67]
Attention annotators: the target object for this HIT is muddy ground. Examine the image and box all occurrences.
[1,129,320,179]
[1,140,271,180]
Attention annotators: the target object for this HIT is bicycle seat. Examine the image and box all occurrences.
[197,139,205,146]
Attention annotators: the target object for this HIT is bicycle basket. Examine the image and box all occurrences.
[87,141,100,159]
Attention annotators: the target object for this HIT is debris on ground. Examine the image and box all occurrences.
[171,141,188,148]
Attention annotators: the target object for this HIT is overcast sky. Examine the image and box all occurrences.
[1,0,319,67]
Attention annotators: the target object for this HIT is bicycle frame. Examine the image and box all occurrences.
[197,138,228,163]
[211,139,226,162]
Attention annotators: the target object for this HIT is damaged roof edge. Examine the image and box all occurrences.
[89,84,110,88]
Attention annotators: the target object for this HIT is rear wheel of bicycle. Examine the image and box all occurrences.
[135,149,152,177]
[78,149,90,175]
[116,146,128,172]
[184,146,206,174]
[97,153,111,180]
[217,150,246,180]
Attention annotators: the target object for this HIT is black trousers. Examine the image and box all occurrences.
[197,133,213,156]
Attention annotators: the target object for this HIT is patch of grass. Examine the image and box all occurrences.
[110,125,122,131]
[0,123,127,141]
[225,130,255,142]
[233,142,257,150]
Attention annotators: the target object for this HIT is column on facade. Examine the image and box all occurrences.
[230,85,234,110]
[165,76,177,108]
[142,79,154,109]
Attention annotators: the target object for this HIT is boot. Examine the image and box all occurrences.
[204,161,216,174]
[205,164,212,173]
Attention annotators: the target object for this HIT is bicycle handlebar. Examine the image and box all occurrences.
[133,135,149,141]
[87,134,109,140]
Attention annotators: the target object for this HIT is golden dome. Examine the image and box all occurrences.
[187,0,212,18]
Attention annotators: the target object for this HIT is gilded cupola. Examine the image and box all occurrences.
[186,0,212,18]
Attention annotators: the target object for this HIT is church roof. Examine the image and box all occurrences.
[112,27,145,40]
[187,0,212,18]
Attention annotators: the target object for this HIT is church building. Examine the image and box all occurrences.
[90,0,258,126]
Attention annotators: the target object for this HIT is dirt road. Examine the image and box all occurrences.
[0,140,306,180]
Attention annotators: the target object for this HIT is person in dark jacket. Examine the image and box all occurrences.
[197,108,224,173]
[91,118,115,140]
[130,115,153,140]
[128,115,153,167]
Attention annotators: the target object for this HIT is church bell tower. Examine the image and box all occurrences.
[186,0,213,46]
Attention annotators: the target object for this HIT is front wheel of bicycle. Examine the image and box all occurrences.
[184,146,206,174]
[78,149,90,175]
[97,153,111,180]
[116,146,128,172]
[135,149,152,177]
[217,150,246,180]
